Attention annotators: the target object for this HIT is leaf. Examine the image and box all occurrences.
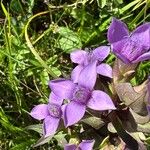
[100,0,107,8]
[27,0,34,13]
[0,107,23,133]
[132,0,146,11]
[10,139,35,150]
[115,82,148,116]
[57,27,82,53]
[113,58,138,83]
[120,0,141,14]
[137,122,150,133]
[50,67,61,77]
[130,109,150,124]
[78,27,95,43]
[138,132,146,141]
[10,0,24,14]
[99,136,109,149]
[54,131,67,147]
[130,132,147,149]
[26,124,43,134]
[81,116,105,129]
[70,8,95,23]
[98,17,112,32]
[40,69,50,85]
[1,2,9,18]
[29,59,41,67]
[33,131,66,147]
[116,0,123,4]
[107,123,117,133]
[33,135,53,147]
[130,6,145,25]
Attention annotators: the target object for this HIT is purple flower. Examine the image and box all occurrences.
[30,92,63,137]
[49,61,116,127]
[70,46,112,83]
[64,140,95,150]
[107,18,150,64]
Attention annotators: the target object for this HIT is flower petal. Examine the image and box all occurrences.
[49,92,64,105]
[43,116,60,137]
[63,101,86,127]
[71,65,84,83]
[107,18,129,43]
[79,140,95,150]
[132,23,150,34]
[87,90,116,110]
[132,51,150,63]
[64,144,77,150]
[49,79,75,99]
[97,63,112,78]
[93,46,110,62]
[78,61,97,90]
[131,29,150,49]
[30,104,49,120]
[70,50,88,64]
[112,38,132,64]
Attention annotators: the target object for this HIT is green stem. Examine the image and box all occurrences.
[24,11,58,79]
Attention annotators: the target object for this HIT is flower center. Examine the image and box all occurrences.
[73,86,91,104]
[48,103,62,118]
[84,51,95,66]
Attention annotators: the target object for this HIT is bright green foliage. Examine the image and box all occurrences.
[0,0,150,149]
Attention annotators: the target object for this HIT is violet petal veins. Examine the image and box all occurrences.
[63,101,86,127]
[108,18,150,64]
[107,17,129,43]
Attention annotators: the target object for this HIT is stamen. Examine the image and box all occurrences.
[73,86,91,104]
[48,103,62,118]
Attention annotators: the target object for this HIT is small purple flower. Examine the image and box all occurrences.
[49,61,116,127]
[30,92,63,137]
[64,140,95,150]
[107,18,150,64]
[70,46,112,83]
